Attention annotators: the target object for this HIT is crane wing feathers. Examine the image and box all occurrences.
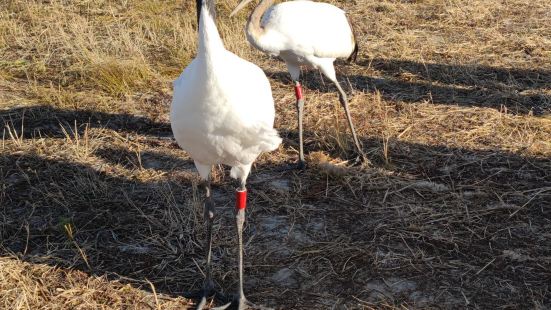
[260,1,356,59]
[171,51,281,168]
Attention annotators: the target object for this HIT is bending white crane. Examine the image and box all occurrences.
[231,0,366,168]
[170,0,281,309]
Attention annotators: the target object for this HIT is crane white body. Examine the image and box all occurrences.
[250,0,356,80]
[231,0,366,166]
[171,4,281,183]
[170,1,280,308]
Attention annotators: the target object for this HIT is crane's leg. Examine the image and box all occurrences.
[234,181,273,310]
[294,80,306,169]
[196,181,220,308]
[195,180,231,310]
[334,80,367,163]
[285,63,307,170]
[235,183,247,309]
[320,63,367,164]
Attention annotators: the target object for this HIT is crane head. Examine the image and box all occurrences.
[229,0,254,17]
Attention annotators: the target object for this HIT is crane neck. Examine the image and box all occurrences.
[197,0,224,57]
[245,0,274,49]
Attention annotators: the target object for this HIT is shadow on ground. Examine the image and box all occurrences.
[0,105,172,139]
[267,57,551,115]
[1,106,550,308]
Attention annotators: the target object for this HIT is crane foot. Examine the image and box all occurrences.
[296,159,307,170]
[183,284,230,310]
[235,296,273,310]
[353,153,371,167]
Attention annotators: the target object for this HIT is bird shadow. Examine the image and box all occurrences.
[93,146,195,172]
[0,105,173,139]
[279,126,550,191]
[0,152,292,305]
[1,106,550,308]
[266,57,551,115]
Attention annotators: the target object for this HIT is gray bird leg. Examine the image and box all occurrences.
[294,81,306,169]
[195,181,231,310]
[333,80,368,164]
[235,180,247,309]
[196,180,215,308]
[234,181,273,310]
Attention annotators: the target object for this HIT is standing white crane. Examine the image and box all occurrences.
[231,0,366,168]
[170,0,281,309]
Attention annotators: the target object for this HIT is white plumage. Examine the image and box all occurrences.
[171,3,281,184]
[232,0,366,167]
[252,1,356,75]
[170,1,280,308]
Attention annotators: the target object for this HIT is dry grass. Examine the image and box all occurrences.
[0,257,191,309]
[1,0,550,309]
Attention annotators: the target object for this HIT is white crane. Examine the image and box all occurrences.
[231,0,366,168]
[170,0,281,309]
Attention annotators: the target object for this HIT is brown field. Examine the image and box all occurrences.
[1,0,550,309]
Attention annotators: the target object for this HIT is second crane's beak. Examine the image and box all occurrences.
[230,0,254,17]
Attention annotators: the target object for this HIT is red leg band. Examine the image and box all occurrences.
[236,189,247,210]
[294,84,303,100]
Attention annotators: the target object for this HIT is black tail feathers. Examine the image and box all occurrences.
[346,15,359,64]
[347,42,359,64]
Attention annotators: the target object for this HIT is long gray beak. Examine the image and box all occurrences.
[230,0,254,17]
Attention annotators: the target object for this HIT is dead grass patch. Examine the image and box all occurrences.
[1,0,550,309]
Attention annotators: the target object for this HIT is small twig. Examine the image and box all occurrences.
[460,290,470,306]
[146,279,161,310]
[475,257,496,275]
[509,188,549,218]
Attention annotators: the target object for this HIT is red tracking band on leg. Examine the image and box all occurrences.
[294,84,303,100]
[236,189,247,210]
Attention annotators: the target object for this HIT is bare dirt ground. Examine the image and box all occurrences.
[1,0,550,309]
